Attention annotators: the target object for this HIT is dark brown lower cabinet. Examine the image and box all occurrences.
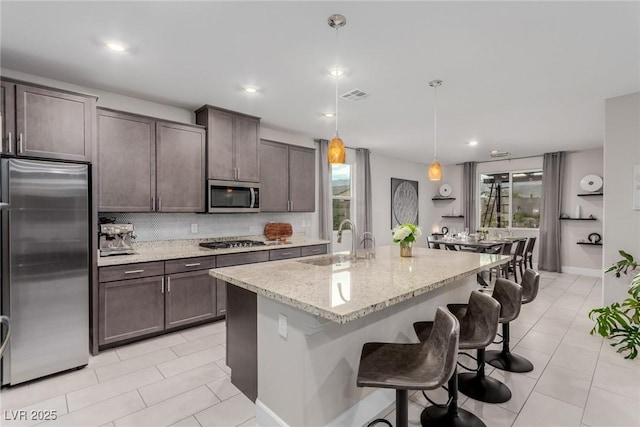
[99,276,165,345]
[216,279,227,315]
[165,270,217,330]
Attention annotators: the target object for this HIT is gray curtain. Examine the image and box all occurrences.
[355,148,372,248]
[316,139,333,244]
[463,161,477,232]
[538,151,565,272]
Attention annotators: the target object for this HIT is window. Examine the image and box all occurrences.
[479,170,542,229]
[331,164,352,230]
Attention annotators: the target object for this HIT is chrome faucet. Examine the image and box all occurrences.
[337,219,358,260]
[360,232,376,259]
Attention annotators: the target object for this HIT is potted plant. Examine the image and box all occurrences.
[589,250,640,359]
[392,223,422,257]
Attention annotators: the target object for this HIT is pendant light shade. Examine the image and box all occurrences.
[428,79,443,181]
[328,14,347,164]
[328,136,346,164]
[428,161,442,181]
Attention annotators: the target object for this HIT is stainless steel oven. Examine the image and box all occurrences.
[208,180,260,213]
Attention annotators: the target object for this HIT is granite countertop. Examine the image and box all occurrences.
[210,246,508,324]
[97,237,330,267]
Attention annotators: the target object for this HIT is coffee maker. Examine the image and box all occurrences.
[99,223,136,256]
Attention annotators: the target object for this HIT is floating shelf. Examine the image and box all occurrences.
[432,197,456,201]
[560,217,597,221]
[442,215,465,218]
[577,242,603,246]
[577,192,603,197]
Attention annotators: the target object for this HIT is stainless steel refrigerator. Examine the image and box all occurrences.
[1,158,89,385]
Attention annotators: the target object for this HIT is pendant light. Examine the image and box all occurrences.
[428,79,443,181]
[327,14,347,164]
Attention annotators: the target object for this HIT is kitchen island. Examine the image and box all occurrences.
[210,246,506,427]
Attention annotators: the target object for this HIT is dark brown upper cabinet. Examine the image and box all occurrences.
[1,79,95,162]
[260,140,315,212]
[195,105,260,183]
[97,108,205,213]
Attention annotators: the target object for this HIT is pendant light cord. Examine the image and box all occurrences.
[335,26,339,136]
[433,83,438,161]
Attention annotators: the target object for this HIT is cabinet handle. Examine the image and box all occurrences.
[124,269,144,274]
[158,197,162,211]
[236,167,240,180]
[7,132,11,154]
[18,133,23,154]
[151,197,155,211]
[161,277,164,294]
[167,277,171,293]
[290,200,293,211]
[184,263,201,267]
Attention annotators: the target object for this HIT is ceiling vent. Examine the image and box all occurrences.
[340,89,370,102]
[489,150,510,158]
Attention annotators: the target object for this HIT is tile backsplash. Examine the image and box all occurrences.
[100,212,316,242]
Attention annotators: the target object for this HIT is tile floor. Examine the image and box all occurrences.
[0,271,638,427]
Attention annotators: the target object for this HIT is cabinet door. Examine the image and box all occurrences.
[98,110,156,211]
[259,140,289,211]
[216,279,227,316]
[0,81,15,155]
[99,276,164,345]
[289,146,316,212]
[156,121,206,212]
[207,110,235,181]
[165,271,217,330]
[234,116,260,182]
[15,84,93,162]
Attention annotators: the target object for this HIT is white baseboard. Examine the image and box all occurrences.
[560,266,602,277]
[255,390,395,427]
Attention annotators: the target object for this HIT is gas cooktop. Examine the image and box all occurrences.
[199,240,266,250]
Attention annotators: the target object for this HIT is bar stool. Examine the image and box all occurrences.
[414,291,501,426]
[448,281,518,404]
[486,269,540,373]
[357,307,460,427]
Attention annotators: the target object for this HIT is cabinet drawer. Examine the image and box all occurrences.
[300,245,328,257]
[99,261,165,283]
[269,247,301,261]
[165,256,216,274]
[216,251,269,268]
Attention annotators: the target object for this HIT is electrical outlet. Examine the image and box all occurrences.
[191,223,198,233]
[278,314,288,339]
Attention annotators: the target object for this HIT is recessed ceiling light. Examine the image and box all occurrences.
[243,87,258,94]
[323,112,335,118]
[468,140,478,146]
[328,67,345,78]
[105,42,127,52]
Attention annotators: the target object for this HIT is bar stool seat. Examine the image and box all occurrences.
[486,269,540,373]
[357,307,459,427]
[414,291,501,427]
[449,280,520,404]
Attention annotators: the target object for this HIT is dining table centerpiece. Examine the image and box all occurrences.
[392,223,422,257]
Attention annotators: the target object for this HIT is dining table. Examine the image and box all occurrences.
[428,236,527,286]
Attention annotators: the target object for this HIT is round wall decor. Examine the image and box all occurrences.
[588,233,602,244]
[579,174,603,192]
[439,184,453,197]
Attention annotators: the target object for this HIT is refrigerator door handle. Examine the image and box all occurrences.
[0,203,9,210]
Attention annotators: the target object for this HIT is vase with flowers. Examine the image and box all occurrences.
[392,223,422,257]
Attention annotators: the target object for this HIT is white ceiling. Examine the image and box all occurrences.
[1,1,638,165]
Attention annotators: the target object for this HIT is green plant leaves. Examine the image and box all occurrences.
[609,325,640,359]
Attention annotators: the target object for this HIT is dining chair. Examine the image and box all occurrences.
[511,239,527,282]
[489,242,513,281]
[524,237,537,269]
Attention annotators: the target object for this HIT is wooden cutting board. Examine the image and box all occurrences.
[264,223,293,241]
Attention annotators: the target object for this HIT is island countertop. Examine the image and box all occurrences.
[210,246,508,324]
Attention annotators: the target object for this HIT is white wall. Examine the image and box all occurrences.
[561,148,603,276]
[603,92,640,305]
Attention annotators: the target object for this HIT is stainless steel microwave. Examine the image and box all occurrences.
[208,180,260,213]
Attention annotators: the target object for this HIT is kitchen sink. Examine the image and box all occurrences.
[297,254,353,266]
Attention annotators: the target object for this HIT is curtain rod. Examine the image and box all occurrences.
[314,139,366,152]
[455,154,543,166]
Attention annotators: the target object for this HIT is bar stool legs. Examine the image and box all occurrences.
[485,323,533,373]
[421,368,485,427]
[457,348,512,403]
